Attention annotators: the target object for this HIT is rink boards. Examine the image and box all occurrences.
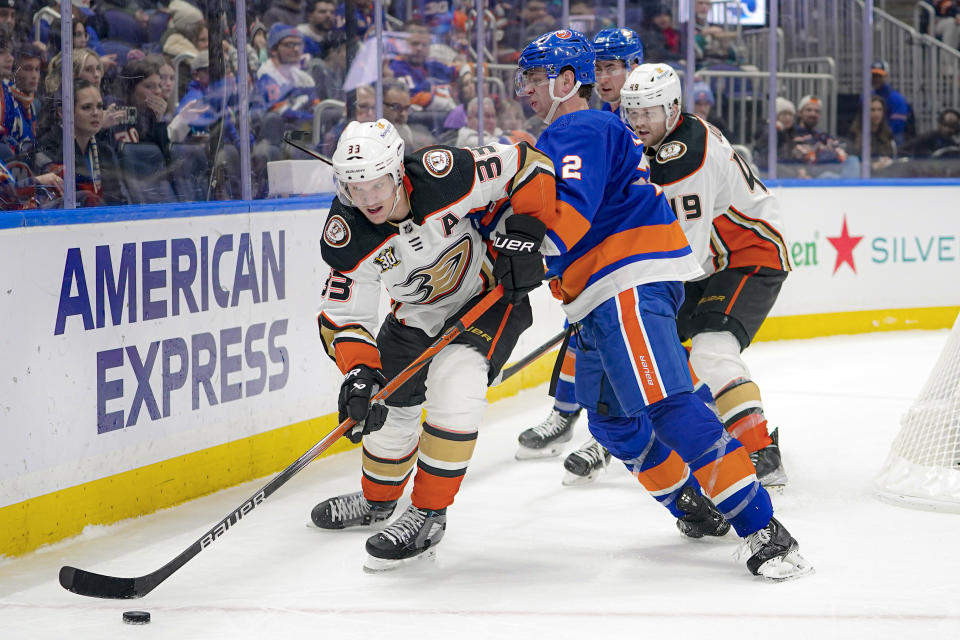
[2,182,958,557]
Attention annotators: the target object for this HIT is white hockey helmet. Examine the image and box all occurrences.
[332,119,405,206]
[621,63,683,133]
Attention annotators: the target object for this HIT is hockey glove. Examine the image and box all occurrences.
[338,365,389,444]
[492,214,547,303]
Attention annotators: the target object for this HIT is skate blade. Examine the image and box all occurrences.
[363,547,438,573]
[755,550,815,582]
[561,470,602,486]
[515,444,567,460]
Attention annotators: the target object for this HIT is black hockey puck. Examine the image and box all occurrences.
[122,611,150,625]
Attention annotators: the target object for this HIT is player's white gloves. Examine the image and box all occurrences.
[338,365,389,444]
[493,215,546,303]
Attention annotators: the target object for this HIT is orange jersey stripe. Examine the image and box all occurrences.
[557,221,691,302]
[712,215,789,271]
[335,341,382,373]
[693,446,754,498]
[560,350,577,377]
[617,288,667,405]
[536,200,593,252]
[635,450,688,493]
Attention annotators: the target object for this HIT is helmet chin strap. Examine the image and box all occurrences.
[650,104,682,150]
[543,77,582,125]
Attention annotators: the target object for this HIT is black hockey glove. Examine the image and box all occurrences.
[338,365,389,444]
[492,215,547,303]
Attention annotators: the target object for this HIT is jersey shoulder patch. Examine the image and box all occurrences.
[320,198,396,273]
[648,113,708,186]
[405,145,477,221]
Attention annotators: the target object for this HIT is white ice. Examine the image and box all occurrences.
[3,330,960,639]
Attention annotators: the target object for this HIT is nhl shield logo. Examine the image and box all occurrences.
[656,141,687,163]
[323,214,351,247]
[423,149,454,177]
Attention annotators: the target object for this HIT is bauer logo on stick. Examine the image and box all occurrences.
[423,149,454,177]
[324,215,351,247]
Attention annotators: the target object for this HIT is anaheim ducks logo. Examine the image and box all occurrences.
[397,235,472,304]
[423,149,454,177]
[323,214,351,247]
[656,141,687,163]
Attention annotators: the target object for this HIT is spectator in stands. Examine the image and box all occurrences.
[145,54,177,121]
[320,84,374,156]
[169,50,213,141]
[754,96,800,172]
[870,61,913,146]
[0,155,20,209]
[933,0,960,50]
[382,79,434,150]
[11,45,42,145]
[258,24,316,122]
[44,14,90,58]
[501,0,555,50]
[0,0,14,36]
[162,13,207,58]
[691,81,730,138]
[790,94,859,178]
[308,29,347,102]
[690,0,743,66]
[455,96,496,147]
[641,4,680,62]
[847,95,897,172]
[264,0,304,30]
[900,107,960,157]
[389,23,458,110]
[298,0,336,58]
[34,79,128,207]
[114,59,170,162]
[248,19,269,73]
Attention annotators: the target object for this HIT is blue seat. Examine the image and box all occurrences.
[146,11,170,44]
[103,8,145,45]
[98,40,133,66]
[119,143,176,204]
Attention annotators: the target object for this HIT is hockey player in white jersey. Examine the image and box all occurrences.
[620,63,791,486]
[312,119,555,570]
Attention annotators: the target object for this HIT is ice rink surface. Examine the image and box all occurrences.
[3,330,960,639]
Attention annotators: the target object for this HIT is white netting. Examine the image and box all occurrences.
[875,313,960,512]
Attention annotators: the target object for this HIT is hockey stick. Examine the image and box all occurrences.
[59,287,504,600]
[491,330,566,386]
[281,132,334,166]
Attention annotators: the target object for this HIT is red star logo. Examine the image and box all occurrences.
[827,215,864,274]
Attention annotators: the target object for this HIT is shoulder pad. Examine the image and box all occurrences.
[320,198,396,273]
[649,114,708,186]
[405,145,478,222]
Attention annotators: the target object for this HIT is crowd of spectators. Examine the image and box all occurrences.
[0,0,958,211]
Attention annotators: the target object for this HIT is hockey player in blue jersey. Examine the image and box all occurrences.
[514,26,651,485]
[509,29,812,580]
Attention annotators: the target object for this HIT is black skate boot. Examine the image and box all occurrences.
[364,504,447,572]
[750,427,788,488]
[311,491,397,529]
[742,516,814,581]
[516,408,579,460]
[675,486,731,539]
[562,437,611,486]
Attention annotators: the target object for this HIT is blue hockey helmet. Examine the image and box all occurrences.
[592,28,644,67]
[516,29,596,90]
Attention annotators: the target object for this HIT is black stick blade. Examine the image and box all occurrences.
[59,566,141,599]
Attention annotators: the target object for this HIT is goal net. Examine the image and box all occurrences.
[875,313,960,512]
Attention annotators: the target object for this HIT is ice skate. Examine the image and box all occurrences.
[363,504,447,572]
[751,427,788,488]
[515,408,579,460]
[562,437,611,486]
[674,486,731,539]
[741,516,814,581]
[311,491,397,529]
